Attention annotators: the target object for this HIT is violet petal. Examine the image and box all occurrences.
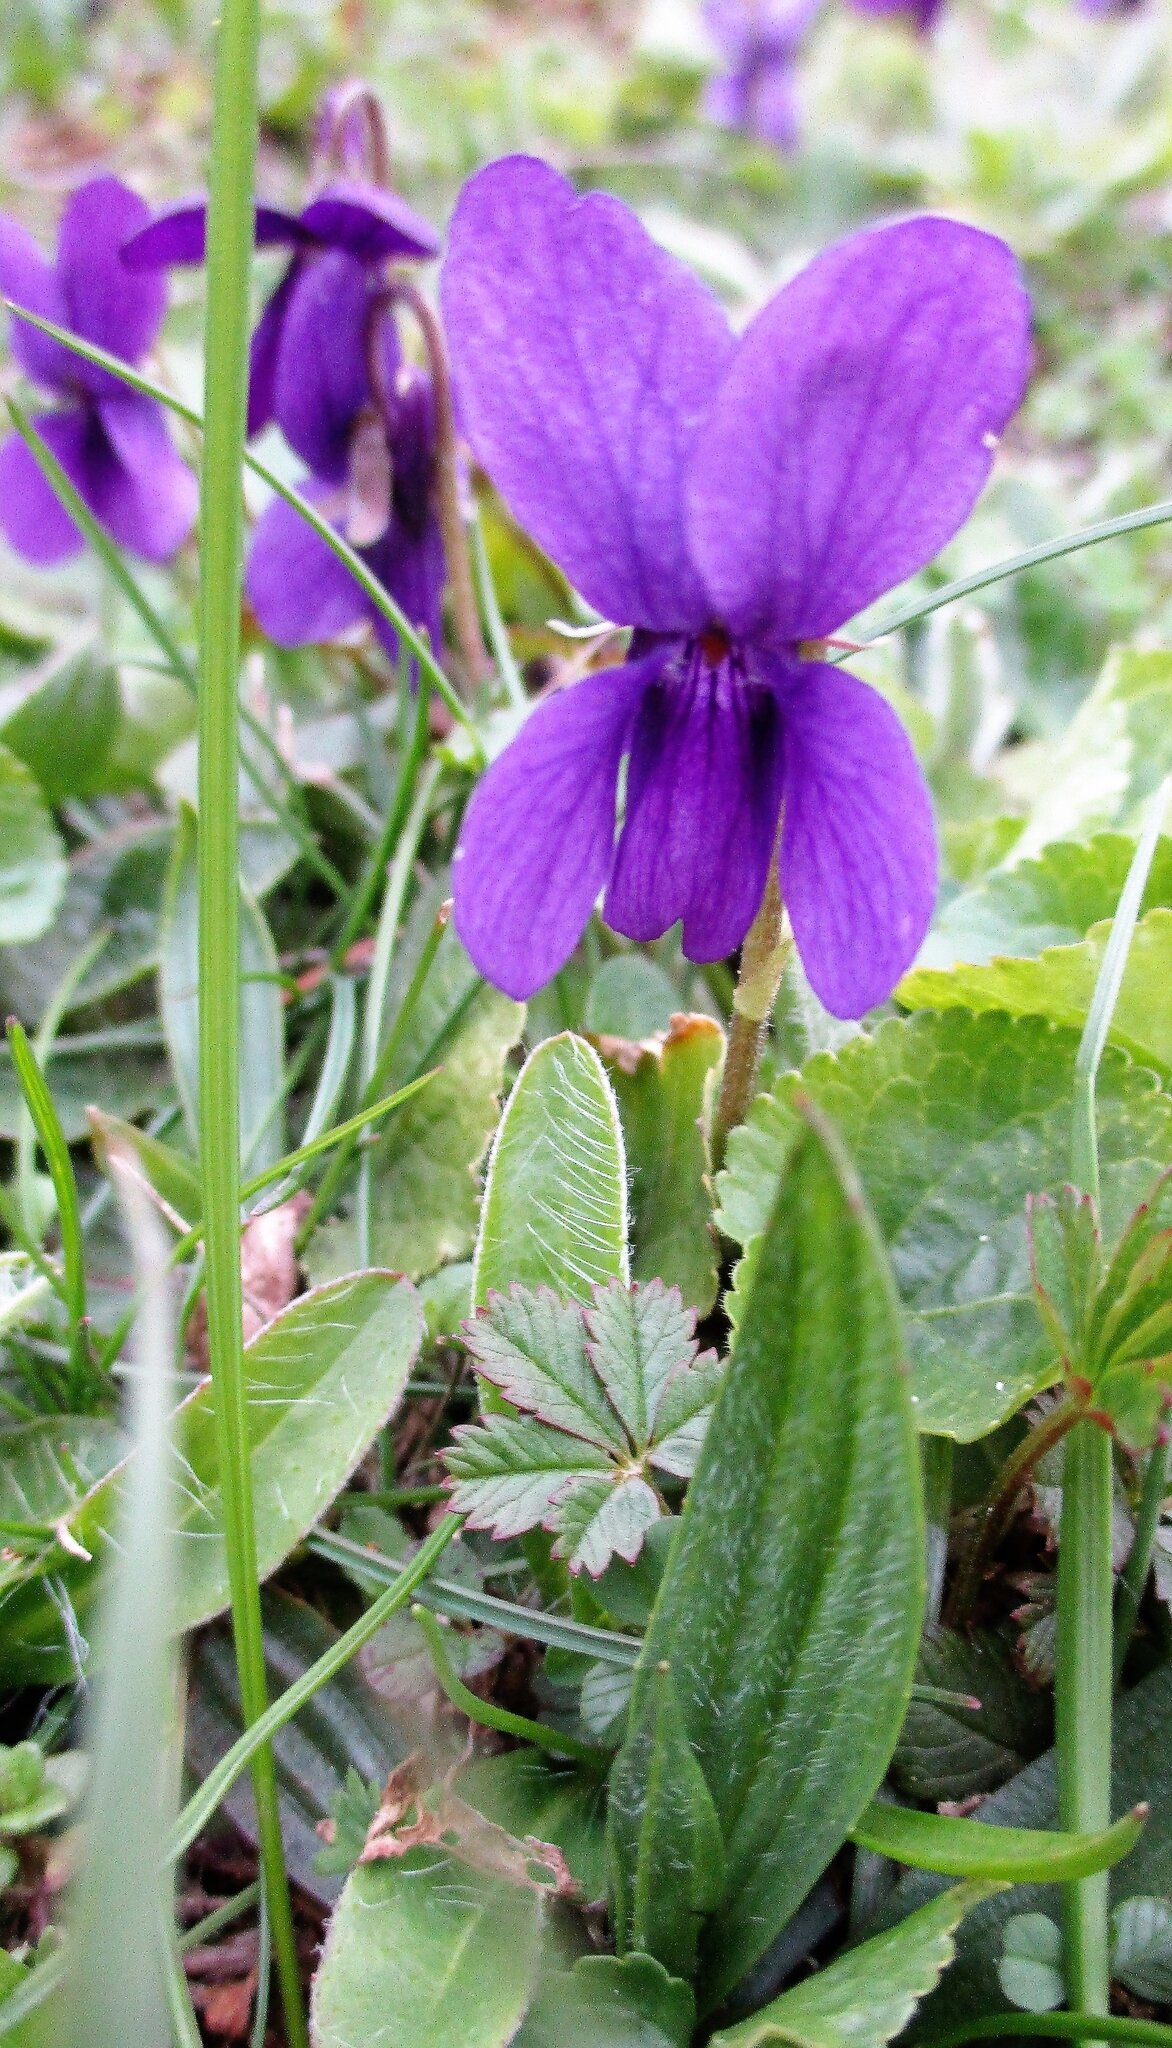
[366,510,446,667]
[245,483,370,646]
[272,249,373,482]
[440,153,734,634]
[687,216,1031,642]
[772,656,937,1018]
[90,393,199,561]
[56,179,166,376]
[605,645,785,961]
[121,200,308,270]
[247,257,302,439]
[298,180,440,261]
[0,212,71,392]
[0,413,88,565]
[453,654,659,1000]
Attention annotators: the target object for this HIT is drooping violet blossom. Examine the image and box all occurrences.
[442,157,1030,1019]
[121,88,439,452]
[0,178,197,567]
[242,263,444,663]
[703,0,821,151]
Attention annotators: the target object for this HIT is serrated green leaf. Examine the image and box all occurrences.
[1111,1896,1172,2002]
[307,893,522,1284]
[0,1273,423,1681]
[474,1032,628,1306]
[709,1882,1002,2048]
[516,1952,695,2048]
[311,1850,543,2048]
[612,1110,924,2010]
[0,742,65,947]
[1027,1185,1103,1367]
[921,831,1172,972]
[445,1279,718,1576]
[604,1014,724,1315]
[998,1914,1065,2012]
[902,909,1172,1078]
[849,1798,1145,1880]
[717,1012,1172,1439]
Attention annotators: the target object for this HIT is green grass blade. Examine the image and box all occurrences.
[6,1020,88,1396]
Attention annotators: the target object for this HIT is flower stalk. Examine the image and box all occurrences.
[197,0,307,2036]
[710,862,791,1172]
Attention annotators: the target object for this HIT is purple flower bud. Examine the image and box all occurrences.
[0,177,197,566]
[440,156,1032,1018]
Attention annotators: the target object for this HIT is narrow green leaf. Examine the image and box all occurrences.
[849,1800,1145,1880]
[709,1882,1004,2048]
[474,1032,628,1306]
[610,1659,726,1980]
[612,1106,925,2010]
[87,1109,203,1226]
[311,1852,543,2048]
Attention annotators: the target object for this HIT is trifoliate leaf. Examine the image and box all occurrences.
[443,1279,721,1576]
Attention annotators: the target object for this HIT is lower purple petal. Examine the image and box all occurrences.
[367,511,445,667]
[453,657,656,1001]
[605,644,785,962]
[245,485,369,646]
[92,394,198,561]
[774,658,937,1019]
[0,415,87,565]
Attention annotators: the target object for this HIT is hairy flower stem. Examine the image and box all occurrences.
[1057,1419,1114,2041]
[198,0,307,2037]
[710,864,791,1173]
[392,279,489,689]
[943,1394,1083,1627]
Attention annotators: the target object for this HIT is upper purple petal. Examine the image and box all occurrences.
[772,657,937,1018]
[453,655,657,1000]
[605,643,786,961]
[121,199,309,270]
[272,250,373,481]
[440,154,735,634]
[0,413,88,564]
[297,181,440,262]
[687,216,1031,643]
[0,211,71,391]
[88,392,198,560]
[245,483,370,646]
[55,179,167,376]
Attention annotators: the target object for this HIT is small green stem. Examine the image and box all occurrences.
[179,1881,261,1952]
[197,0,306,2034]
[412,1605,607,1766]
[1056,1419,1115,2036]
[921,2017,1172,2048]
[1114,1437,1171,1683]
[470,507,527,708]
[710,865,791,1174]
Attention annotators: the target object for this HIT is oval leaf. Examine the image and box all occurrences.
[0,741,65,946]
[474,1032,628,1306]
[610,1105,925,2011]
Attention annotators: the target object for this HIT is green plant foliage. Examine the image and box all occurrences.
[850,1799,1145,1882]
[458,1753,609,1903]
[0,1273,422,1680]
[444,1280,721,1576]
[604,1014,724,1315]
[0,742,65,947]
[516,1953,695,2048]
[307,893,523,1284]
[892,1627,1051,1802]
[473,1031,628,1306]
[709,1882,1002,2048]
[717,1012,1172,1438]
[997,1913,1066,2013]
[0,647,123,803]
[921,832,1172,971]
[902,909,1172,1078]
[0,1745,85,1837]
[1111,1897,1172,2003]
[1013,651,1172,862]
[311,1851,544,2048]
[610,1109,924,2010]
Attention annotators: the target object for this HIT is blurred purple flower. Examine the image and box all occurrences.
[121,124,439,450]
[703,0,820,150]
[0,177,197,567]
[849,0,945,29]
[242,269,444,664]
[441,157,1031,1018]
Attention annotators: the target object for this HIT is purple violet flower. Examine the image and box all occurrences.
[703,0,821,151]
[0,177,197,567]
[241,266,444,663]
[441,157,1031,1018]
[848,0,945,29]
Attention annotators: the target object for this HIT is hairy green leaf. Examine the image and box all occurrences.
[604,1014,724,1315]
